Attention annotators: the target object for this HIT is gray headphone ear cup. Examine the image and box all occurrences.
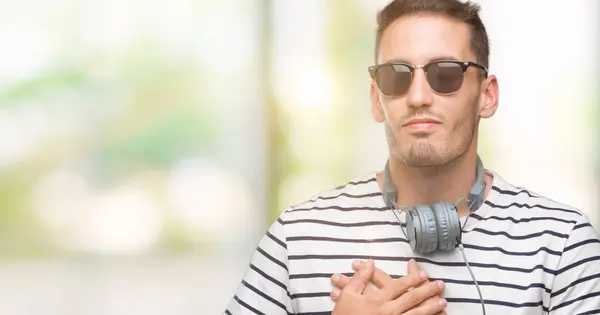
[431,202,461,250]
[407,205,438,254]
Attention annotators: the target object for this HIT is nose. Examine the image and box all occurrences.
[406,68,434,108]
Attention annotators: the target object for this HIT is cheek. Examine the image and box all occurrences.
[380,99,406,125]
[450,100,479,132]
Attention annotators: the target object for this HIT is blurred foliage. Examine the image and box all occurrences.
[0,69,86,105]
[0,40,219,257]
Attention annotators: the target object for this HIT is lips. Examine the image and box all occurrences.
[403,118,440,126]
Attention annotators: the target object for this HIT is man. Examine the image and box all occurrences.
[224,0,600,314]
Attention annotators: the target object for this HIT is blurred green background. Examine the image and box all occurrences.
[0,0,597,314]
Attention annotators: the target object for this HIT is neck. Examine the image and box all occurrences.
[382,152,481,216]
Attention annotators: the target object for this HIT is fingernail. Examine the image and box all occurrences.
[439,298,447,307]
[437,280,445,289]
[331,273,340,282]
[366,259,374,267]
[352,260,362,268]
[331,288,340,299]
[420,271,428,280]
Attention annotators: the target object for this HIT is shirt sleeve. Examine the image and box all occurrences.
[224,212,295,315]
[548,213,600,314]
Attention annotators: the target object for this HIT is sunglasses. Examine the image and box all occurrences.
[368,60,488,98]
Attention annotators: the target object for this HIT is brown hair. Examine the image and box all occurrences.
[375,0,490,69]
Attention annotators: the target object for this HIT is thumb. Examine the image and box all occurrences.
[345,259,375,294]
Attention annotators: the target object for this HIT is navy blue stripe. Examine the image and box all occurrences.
[287,236,408,243]
[285,236,561,257]
[447,297,544,310]
[288,205,389,213]
[290,293,548,311]
[266,231,287,249]
[257,247,288,271]
[287,254,558,275]
[551,273,600,298]
[289,272,353,280]
[574,222,592,230]
[234,295,265,315]
[282,218,404,228]
[470,213,576,225]
[463,243,561,256]
[432,277,550,293]
[242,280,290,313]
[556,256,600,276]
[564,238,600,252]
[465,228,568,240]
[291,292,330,299]
[335,177,376,189]
[550,291,600,312]
[250,264,288,291]
[311,192,382,201]
[288,273,550,293]
[484,200,581,216]
[491,186,538,198]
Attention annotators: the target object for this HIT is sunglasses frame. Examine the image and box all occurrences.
[368,60,489,98]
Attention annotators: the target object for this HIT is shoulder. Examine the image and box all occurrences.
[486,171,588,225]
[279,172,384,221]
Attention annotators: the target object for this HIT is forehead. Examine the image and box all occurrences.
[378,14,474,64]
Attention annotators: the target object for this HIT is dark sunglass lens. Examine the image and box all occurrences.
[375,64,411,97]
[427,62,464,94]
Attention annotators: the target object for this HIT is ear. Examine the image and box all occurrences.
[479,75,499,119]
[371,79,385,123]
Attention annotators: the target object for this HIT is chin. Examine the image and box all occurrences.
[393,143,454,167]
[401,156,449,168]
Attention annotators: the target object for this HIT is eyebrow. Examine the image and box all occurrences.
[384,56,460,64]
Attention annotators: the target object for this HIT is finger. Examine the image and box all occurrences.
[351,259,365,270]
[382,269,429,301]
[332,275,378,295]
[400,295,448,315]
[330,273,351,290]
[371,268,393,289]
[390,280,446,314]
[407,259,430,284]
[332,268,379,295]
[406,259,429,290]
[352,261,393,289]
[330,287,341,301]
[331,282,374,301]
[407,259,420,274]
[344,259,375,294]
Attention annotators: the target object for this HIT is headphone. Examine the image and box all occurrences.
[382,156,486,254]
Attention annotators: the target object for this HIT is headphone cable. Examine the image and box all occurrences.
[458,242,487,315]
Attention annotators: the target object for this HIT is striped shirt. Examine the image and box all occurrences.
[224,170,600,314]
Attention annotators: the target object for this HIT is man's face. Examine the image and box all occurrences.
[371,14,496,167]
